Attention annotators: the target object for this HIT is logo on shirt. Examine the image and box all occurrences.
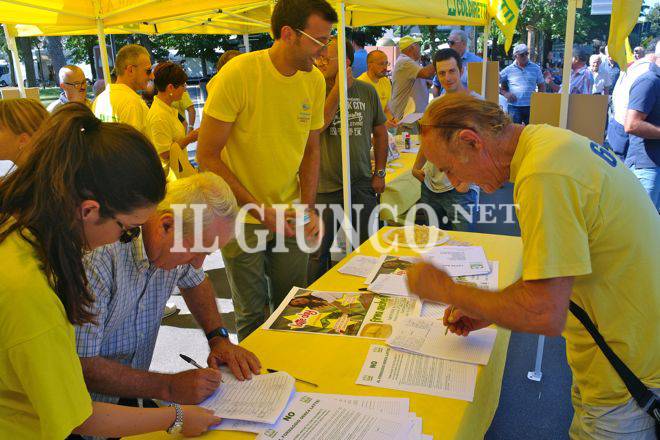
[298,100,312,124]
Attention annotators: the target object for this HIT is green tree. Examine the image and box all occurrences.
[645,4,660,42]
[64,36,98,79]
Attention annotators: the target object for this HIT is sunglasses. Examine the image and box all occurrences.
[115,218,141,244]
[296,28,333,48]
[64,80,87,88]
[131,64,153,75]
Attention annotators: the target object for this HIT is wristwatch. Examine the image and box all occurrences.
[374,169,386,178]
[205,326,229,341]
[167,403,184,434]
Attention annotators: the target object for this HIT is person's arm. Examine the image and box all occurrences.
[411,144,427,183]
[186,105,196,128]
[298,128,322,239]
[499,70,516,102]
[407,264,573,336]
[371,124,388,194]
[321,66,353,131]
[625,109,660,139]
[181,278,261,380]
[73,402,219,437]
[416,63,436,79]
[537,82,547,92]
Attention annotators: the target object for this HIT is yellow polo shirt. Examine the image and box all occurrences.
[92,83,149,134]
[171,91,194,119]
[146,95,186,157]
[357,72,391,113]
[203,49,325,223]
[0,227,92,438]
[510,124,660,406]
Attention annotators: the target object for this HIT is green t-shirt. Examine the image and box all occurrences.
[319,80,386,193]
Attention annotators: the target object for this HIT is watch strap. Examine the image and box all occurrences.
[167,403,184,434]
[205,326,229,341]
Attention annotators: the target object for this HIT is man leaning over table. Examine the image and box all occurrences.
[76,173,261,416]
[308,37,388,282]
[92,44,153,134]
[196,0,337,341]
[407,95,660,439]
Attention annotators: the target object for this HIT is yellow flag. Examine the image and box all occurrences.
[608,0,642,71]
[488,0,520,52]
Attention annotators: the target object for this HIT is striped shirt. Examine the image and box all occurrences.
[75,235,205,404]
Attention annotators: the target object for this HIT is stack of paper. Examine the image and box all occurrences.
[387,317,498,365]
[356,344,478,402]
[422,246,490,277]
[200,371,295,424]
[337,255,381,278]
[218,393,429,439]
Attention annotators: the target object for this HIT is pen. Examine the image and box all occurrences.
[267,368,318,387]
[180,354,224,383]
[445,306,454,335]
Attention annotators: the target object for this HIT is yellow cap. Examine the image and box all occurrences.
[398,36,422,51]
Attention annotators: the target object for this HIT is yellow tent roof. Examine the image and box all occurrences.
[2,0,492,37]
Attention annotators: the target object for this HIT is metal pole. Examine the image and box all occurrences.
[559,0,577,129]
[527,335,545,381]
[96,19,112,82]
[336,0,353,254]
[243,33,251,53]
[2,24,26,97]
[481,19,490,99]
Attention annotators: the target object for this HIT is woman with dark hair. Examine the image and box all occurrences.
[147,61,198,165]
[0,103,219,438]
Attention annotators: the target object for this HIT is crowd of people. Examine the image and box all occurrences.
[0,0,657,437]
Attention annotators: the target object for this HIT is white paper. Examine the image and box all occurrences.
[257,393,414,440]
[422,246,490,277]
[420,301,448,319]
[407,416,423,440]
[200,371,295,424]
[399,113,424,125]
[338,255,381,278]
[369,273,410,296]
[216,393,409,434]
[387,317,498,365]
[304,393,410,417]
[356,345,477,402]
[453,261,499,291]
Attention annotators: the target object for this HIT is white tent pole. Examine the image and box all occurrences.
[2,24,26,97]
[95,19,112,83]
[481,18,490,98]
[336,0,353,254]
[559,0,577,129]
[243,34,251,52]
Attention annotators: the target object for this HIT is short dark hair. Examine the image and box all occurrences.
[352,31,366,48]
[433,48,462,72]
[152,61,188,92]
[271,0,338,40]
[216,50,241,71]
[343,38,355,65]
[574,47,590,63]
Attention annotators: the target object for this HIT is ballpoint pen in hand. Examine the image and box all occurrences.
[445,306,455,335]
[179,354,224,383]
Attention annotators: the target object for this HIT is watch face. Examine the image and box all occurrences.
[219,327,229,338]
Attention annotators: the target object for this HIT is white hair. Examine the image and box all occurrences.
[449,29,468,43]
[589,54,601,64]
[157,172,237,237]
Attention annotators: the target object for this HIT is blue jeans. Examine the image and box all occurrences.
[508,105,530,125]
[419,184,479,232]
[630,164,660,211]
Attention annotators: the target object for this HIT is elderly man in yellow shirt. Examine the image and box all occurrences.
[407,94,660,439]
[92,44,153,134]
[357,50,397,128]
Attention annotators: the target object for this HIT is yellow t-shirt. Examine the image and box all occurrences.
[92,83,149,135]
[146,95,186,156]
[357,72,391,114]
[510,124,660,406]
[171,91,194,118]
[203,49,325,223]
[0,228,92,438]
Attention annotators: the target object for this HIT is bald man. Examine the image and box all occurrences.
[357,50,397,127]
[47,65,90,112]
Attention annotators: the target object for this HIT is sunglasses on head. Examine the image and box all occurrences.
[115,218,141,244]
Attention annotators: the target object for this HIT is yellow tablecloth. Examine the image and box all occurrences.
[381,151,421,222]
[126,228,522,440]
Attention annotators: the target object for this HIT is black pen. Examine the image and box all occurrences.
[179,354,224,383]
[267,368,318,387]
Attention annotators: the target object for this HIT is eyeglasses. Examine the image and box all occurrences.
[64,80,86,88]
[369,60,390,67]
[131,64,153,75]
[448,40,458,46]
[517,52,529,57]
[115,218,141,244]
[314,56,338,66]
[296,28,333,48]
